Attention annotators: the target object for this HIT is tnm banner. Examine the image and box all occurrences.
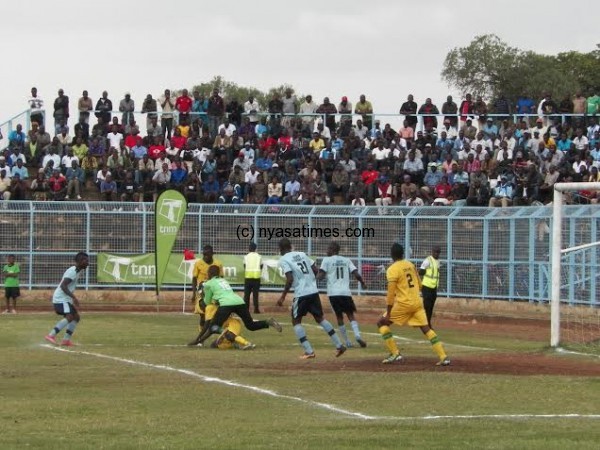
[155,190,187,293]
[97,253,288,285]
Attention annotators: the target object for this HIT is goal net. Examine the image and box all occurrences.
[551,182,600,356]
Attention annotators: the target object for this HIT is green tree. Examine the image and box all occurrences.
[441,34,519,100]
[188,76,300,110]
[442,35,600,105]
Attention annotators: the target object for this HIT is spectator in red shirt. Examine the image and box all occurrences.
[171,128,187,150]
[361,162,379,203]
[148,136,166,160]
[463,153,481,175]
[278,129,292,149]
[176,89,193,121]
[48,168,67,201]
[124,130,142,150]
[375,176,393,214]
[433,175,452,205]
[459,93,474,124]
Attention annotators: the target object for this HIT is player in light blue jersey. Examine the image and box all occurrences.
[44,252,89,347]
[318,242,367,348]
[276,238,346,359]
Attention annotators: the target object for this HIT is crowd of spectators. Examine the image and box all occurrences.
[0,87,599,208]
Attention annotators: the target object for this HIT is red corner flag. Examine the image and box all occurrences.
[184,249,195,261]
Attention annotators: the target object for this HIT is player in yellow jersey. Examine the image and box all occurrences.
[212,316,256,350]
[189,245,223,344]
[377,243,451,366]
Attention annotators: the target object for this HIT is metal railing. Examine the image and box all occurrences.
[0,202,598,305]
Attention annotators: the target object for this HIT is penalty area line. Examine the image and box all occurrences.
[39,344,374,420]
[39,345,599,422]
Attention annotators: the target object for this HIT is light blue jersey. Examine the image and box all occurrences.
[52,266,81,304]
[278,251,318,298]
[320,255,357,297]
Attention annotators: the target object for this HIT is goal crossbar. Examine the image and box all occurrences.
[550,182,600,348]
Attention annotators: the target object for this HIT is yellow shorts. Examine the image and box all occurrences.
[193,291,204,315]
[385,302,428,327]
[204,304,218,321]
[217,317,243,350]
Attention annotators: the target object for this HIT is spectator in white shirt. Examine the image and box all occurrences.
[244,164,260,186]
[217,118,236,137]
[42,148,61,170]
[244,96,260,125]
[61,148,79,170]
[572,129,589,152]
[107,125,123,150]
[372,142,390,162]
[299,95,318,128]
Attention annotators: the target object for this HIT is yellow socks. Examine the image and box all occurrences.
[425,329,447,361]
[379,326,399,355]
[234,335,250,346]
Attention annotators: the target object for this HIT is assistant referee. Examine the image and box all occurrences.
[243,242,263,313]
[419,246,441,327]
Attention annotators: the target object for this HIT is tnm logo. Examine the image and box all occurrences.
[103,256,133,281]
[158,198,184,225]
[103,256,155,281]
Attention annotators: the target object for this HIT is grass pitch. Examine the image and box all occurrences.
[1,312,599,450]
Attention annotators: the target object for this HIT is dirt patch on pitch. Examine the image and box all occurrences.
[262,352,600,377]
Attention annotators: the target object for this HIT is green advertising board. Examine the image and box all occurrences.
[97,253,288,285]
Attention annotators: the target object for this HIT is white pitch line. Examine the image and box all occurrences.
[375,413,600,421]
[556,347,600,359]
[83,343,188,348]
[40,344,600,422]
[40,344,373,420]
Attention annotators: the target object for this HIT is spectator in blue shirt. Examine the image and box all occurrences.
[330,131,344,154]
[8,125,26,149]
[65,161,84,200]
[11,159,29,180]
[202,174,220,203]
[192,91,208,123]
[482,118,498,140]
[255,118,268,138]
[170,161,187,190]
[516,95,536,121]
[132,142,148,160]
[556,133,572,153]
[255,153,274,172]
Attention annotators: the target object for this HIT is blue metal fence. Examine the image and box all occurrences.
[0,202,598,305]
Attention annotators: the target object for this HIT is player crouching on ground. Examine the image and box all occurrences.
[377,243,450,366]
[189,265,282,347]
[212,316,256,350]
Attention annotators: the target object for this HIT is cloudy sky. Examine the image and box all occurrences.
[0,0,597,128]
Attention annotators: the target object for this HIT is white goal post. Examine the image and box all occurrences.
[550,182,600,348]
